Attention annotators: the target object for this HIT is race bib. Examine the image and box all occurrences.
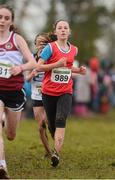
[0,62,13,78]
[32,83,42,100]
[51,67,71,83]
[32,83,42,96]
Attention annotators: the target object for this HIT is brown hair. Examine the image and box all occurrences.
[35,32,57,46]
[34,32,57,62]
[35,33,50,45]
[53,19,70,30]
[0,4,17,32]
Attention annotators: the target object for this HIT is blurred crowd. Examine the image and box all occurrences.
[72,57,115,117]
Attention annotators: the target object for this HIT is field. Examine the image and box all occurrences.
[5,109,115,179]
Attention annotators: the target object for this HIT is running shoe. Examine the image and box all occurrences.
[0,165,10,179]
[51,149,59,167]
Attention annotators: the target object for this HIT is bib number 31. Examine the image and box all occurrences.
[0,63,12,78]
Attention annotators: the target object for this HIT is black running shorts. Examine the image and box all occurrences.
[0,89,26,111]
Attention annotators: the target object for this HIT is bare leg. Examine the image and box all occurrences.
[51,128,65,167]
[33,107,51,155]
[0,101,10,178]
[0,101,5,162]
[54,128,65,154]
[0,109,21,178]
[4,108,21,141]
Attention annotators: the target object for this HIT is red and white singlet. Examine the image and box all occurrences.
[0,31,24,90]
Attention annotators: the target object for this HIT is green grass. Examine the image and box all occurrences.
[4,109,115,179]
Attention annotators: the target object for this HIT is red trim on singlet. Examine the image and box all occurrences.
[0,31,17,51]
[42,41,78,96]
[0,74,24,90]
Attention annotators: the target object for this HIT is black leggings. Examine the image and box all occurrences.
[42,93,72,138]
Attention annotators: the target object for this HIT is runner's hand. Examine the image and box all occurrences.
[10,65,23,76]
[79,66,86,75]
[26,69,38,81]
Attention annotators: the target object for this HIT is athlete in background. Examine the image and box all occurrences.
[26,33,54,158]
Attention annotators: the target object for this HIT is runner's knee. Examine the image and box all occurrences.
[56,116,66,128]
[7,132,16,141]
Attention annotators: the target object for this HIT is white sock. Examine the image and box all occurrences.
[0,160,7,169]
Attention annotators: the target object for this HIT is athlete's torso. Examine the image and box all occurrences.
[42,41,78,96]
[0,31,24,90]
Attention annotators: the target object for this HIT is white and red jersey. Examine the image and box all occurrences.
[42,41,78,96]
[0,31,24,90]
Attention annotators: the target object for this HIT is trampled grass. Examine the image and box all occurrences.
[4,109,115,179]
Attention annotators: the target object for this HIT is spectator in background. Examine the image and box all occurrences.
[89,57,100,112]
[110,65,115,107]
[73,64,91,117]
[98,59,112,113]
